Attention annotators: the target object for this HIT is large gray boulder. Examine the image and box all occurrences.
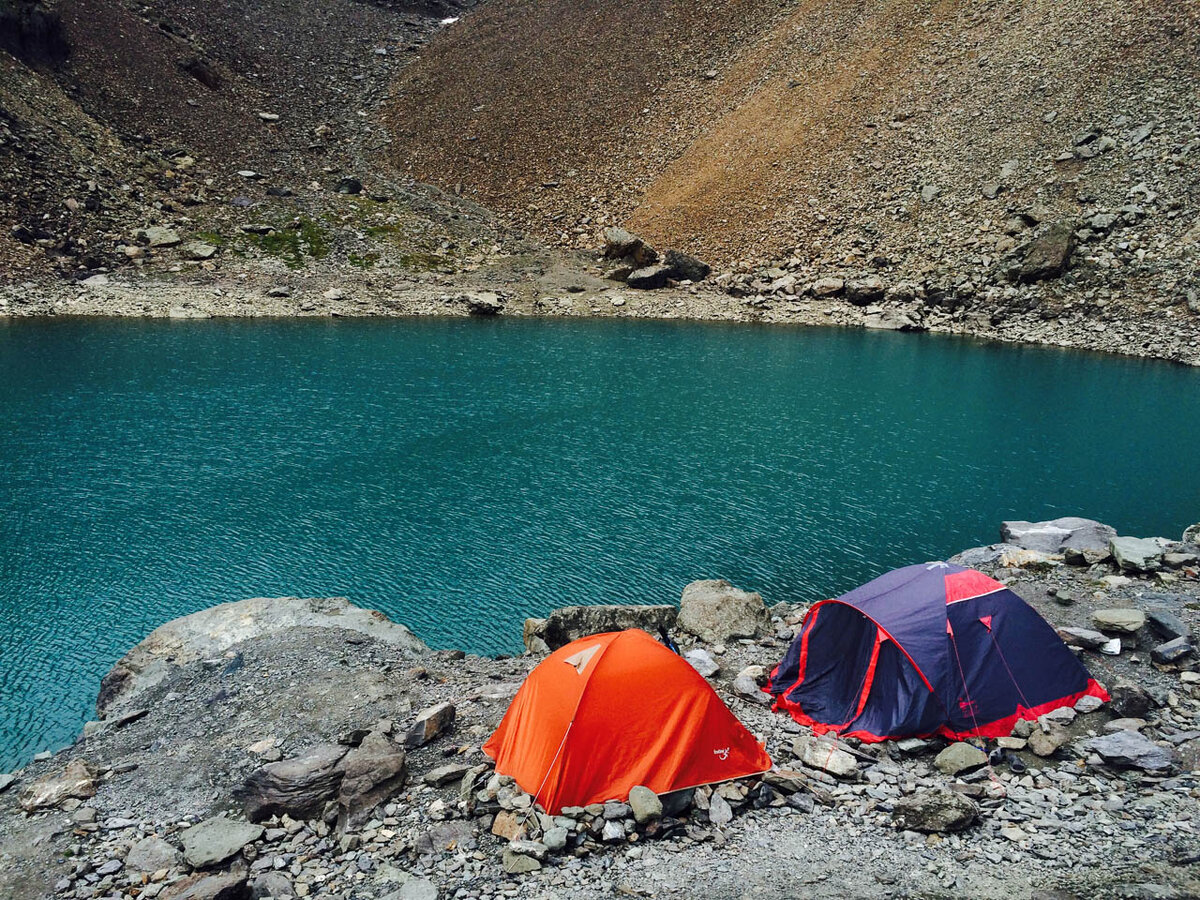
[1083,731,1177,771]
[677,579,768,643]
[18,759,98,812]
[241,743,348,822]
[179,816,264,868]
[526,604,678,652]
[626,264,673,290]
[1018,222,1076,283]
[1001,517,1115,554]
[100,597,428,716]
[663,249,710,282]
[934,742,988,775]
[126,836,182,873]
[1109,536,1172,573]
[791,735,858,779]
[891,790,978,833]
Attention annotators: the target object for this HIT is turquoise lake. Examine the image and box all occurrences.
[2,317,1198,770]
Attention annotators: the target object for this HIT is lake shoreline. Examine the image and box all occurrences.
[3,271,1198,367]
[1,518,1198,899]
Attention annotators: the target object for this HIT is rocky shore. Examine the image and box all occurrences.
[1,518,1199,900]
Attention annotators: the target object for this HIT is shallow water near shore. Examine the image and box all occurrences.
[1,316,1198,769]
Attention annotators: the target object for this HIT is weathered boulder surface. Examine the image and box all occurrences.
[626,264,673,290]
[934,742,988,775]
[677,579,768,643]
[1001,517,1115,554]
[126,836,182,873]
[602,227,657,267]
[1083,731,1177,771]
[526,604,678,652]
[161,872,249,900]
[1018,222,1076,282]
[99,596,429,716]
[404,701,456,749]
[241,743,348,822]
[1109,535,1172,573]
[891,790,979,833]
[628,785,663,824]
[1092,608,1147,634]
[338,731,408,827]
[179,816,264,868]
[791,735,858,779]
[1109,678,1157,719]
[19,759,98,811]
[663,249,711,282]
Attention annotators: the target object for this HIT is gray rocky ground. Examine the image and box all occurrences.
[2,518,1199,900]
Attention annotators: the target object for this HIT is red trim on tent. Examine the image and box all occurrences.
[773,677,1110,743]
[770,604,821,703]
[944,570,1005,604]
[851,629,884,723]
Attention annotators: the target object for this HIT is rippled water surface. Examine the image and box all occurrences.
[2,317,1198,768]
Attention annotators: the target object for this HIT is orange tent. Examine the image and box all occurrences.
[482,629,772,813]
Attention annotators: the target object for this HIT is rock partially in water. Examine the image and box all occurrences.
[99,596,428,716]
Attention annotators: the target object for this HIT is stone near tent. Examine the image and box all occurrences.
[1105,718,1147,732]
[415,821,476,855]
[1109,536,1171,573]
[1040,706,1076,726]
[424,763,470,788]
[19,759,99,811]
[1084,731,1177,771]
[685,648,720,677]
[891,790,979,833]
[405,702,456,749]
[934,742,988,775]
[733,665,771,705]
[501,846,542,874]
[1074,694,1104,714]
[628,785,663,823]
[160,872,248,900]
[791,735,858,779]
[677,579,768,643]
[179,816,264,868]
[1151,637,1193,665]
[1109,678,1157,718]
[1000,517,1116,554]
[1058,627,1108,650]
[125,835,181,873]
[490,810,524,841]
[241,743,347,822]
[1028,722,1070,757]
[707,791,733,826]
[1092,609,1146,634]
[530,604,678,652]
[338,731,408,828]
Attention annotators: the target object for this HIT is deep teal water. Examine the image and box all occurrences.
[1,316,1198,769]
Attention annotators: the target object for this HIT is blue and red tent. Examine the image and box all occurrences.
[767,562,1108,742]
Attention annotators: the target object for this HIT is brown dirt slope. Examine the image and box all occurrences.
[386,0,1200,274]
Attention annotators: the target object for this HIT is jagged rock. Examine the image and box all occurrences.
[934,742,988,775]
[19,760,98,811]
[1182,524,1200,545]
[629,785,662,823]
[663,249,711,281]
[415,821,476,855]
[1028,722,1070,757]
[1074,694,1104,714]
[126,836,182,872]
[1058,627,1108,650]
[863,309,921,331]
[179,816,264,868]
[1151,637,1193,665]
[1092,609,1146,634]
[99,597,427,716]
[502,846,542,873]
[241,743,347,822]
[677,579,768,643]
[462,292,504,315]
[1147,609,1190,641]
[1084,731,1177,771]
[490,810,524,840]
[707,792,733,826]
[338,732,408,827]
[249,871,295,899]
[891,790,978,833]
[685,648,720,677]
[531,604,678,651]
[161,872,249,900]
[405,702,456,749]
[1018,222,1075,283]
[844,276,886,305]
[1001,517,1116,554]
[602,227,657,267]
[135,226,182,248]
[0,774,14,793]
[733,665,771,705]
[1110,536,1171,573]
[1109,678,1156,718]
[424,763,470,787]
[792,735,858,779]
[626,264,673,289]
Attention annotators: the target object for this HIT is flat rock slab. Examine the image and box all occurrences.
[1084,731,1177,771]
[126,835,182,873]
[792,735,858,779]
[1092,609,1147,633]
[1109,536,1171,573]
[161,872,248,900]
[338,732,408,827]
[180,816,264,868]
[1001,517,1115,553]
